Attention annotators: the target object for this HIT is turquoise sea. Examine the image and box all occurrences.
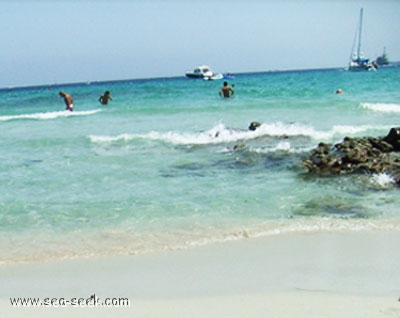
[1,67,400,264]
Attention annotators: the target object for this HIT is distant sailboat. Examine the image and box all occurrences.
[348,8,377,72]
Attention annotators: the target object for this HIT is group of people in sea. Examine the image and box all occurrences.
[59,90,113,111]
[59,81,234,112]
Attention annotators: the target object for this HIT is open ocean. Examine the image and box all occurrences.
[1,67,400,264]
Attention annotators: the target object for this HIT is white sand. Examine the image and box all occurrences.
[1,231,400,317]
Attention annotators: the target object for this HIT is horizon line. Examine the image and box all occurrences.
[2,63,399,92]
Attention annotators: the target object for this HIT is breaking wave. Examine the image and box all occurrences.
[0,109,101,122]
[370,173,396,188]
[89,122,322,145]
[361,102,400,113]
[89,121,395,146]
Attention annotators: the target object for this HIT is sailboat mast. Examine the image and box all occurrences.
[357,8,363,59]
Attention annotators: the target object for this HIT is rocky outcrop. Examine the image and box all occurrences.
[302,128,400,182]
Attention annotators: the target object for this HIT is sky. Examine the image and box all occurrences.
[1,0,399,88]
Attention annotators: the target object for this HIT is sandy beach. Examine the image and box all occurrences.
[1,231,400,317]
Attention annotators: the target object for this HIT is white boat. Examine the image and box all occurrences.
[348,8,377,72]
[185,65,222,80]
[203,73,223,81]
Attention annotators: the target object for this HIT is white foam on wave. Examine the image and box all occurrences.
[274,141,291,151]
[250,141,315,154]
[253,122,331,140]
[89,123,251,145]
[89,121,395,147]
[370,173,396,188]
[0,109,101,122]
[361,102,400,113]
[248,218,400,238]
[331,124,388,135]
[89,133,135,143]
[89,122,329,146]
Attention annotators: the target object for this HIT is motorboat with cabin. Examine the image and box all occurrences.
[185,65,223,80]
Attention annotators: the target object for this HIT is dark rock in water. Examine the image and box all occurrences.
[368,138,393,153]
[383,127,400,151]
[248,121,261,131]
[295,198,365,218]
[302,128,400,185]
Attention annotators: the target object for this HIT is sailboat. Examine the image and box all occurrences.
[348,8,377,72]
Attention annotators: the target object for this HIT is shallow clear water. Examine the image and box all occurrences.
[1,67,400,263]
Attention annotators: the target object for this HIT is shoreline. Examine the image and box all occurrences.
[2,217,400,266]
[1,230,400,317]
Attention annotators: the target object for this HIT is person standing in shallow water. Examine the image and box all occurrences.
[59,91,74,111]
[99,91,113,105]
[219,81,234,98]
